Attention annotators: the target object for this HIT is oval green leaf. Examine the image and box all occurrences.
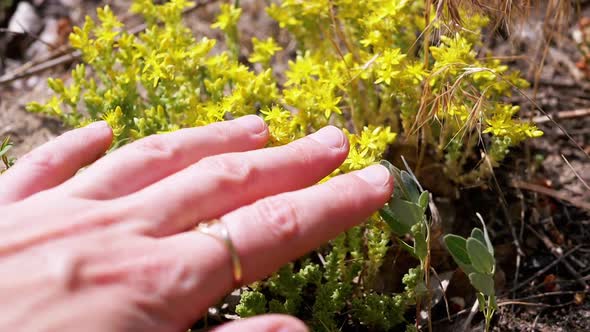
[380,160,405,201]
[414,232,428,260]
[444,234,471,266]
[418,191,429,209]
[401,171,420,202]
[389,198,423,227]
[470,228,486,245]
[379,205,411,235]
[468,272,495,296]
[471,228,493,254]
[476,213,494,255]
[466,237,495,274]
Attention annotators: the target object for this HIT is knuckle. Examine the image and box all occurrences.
[162,259,200,293]
[324,178,363,208]
[284,139,313,167]
[199,156,257,187]
[208,121,232,140]
[132,135,181,162]
[18,148,59,173]
[252,196,300,242]
[29,245,87,290]
[142,257,198,296]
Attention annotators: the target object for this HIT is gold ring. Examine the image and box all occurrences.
[194,219,243,287]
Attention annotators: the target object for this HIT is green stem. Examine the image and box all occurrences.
[484,296,494,332]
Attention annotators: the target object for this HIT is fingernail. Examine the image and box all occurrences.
[237,115,267,134]
[86,121,107,129]
[356,164,391,187]
[309,126,345,149]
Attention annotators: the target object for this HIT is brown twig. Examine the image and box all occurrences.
[511,180,590,211]
[529,108,590,124]
[0,50,83,85]
[526,224,590,290]
[503,290,588,303]
[3,44,72,78]
[0,0,218,87]
[497,300,575,308]
[507,245,582,293]
[0,25,56,49]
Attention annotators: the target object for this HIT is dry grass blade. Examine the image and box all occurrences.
[439,0,570,32]
[512,180,590,211]
[438,0,530,27]
[561,154,590,191]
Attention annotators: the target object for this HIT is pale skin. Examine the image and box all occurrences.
[0,115,393,332]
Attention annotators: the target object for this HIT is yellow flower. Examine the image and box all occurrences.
[102,106,125,137]
[285,52,320,86]
[211,4,242,33]
[374,48,406,85]
[249,37,282,65]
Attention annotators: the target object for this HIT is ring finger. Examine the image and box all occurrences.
[158,164,393,319]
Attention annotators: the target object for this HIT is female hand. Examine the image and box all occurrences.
[0,115,393,332]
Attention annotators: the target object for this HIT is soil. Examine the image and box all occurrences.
[0,78,62,156]
[1,1,589,331]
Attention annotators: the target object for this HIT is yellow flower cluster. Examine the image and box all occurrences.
[27,0,540,186]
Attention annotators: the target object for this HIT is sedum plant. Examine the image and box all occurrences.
[26,0,542,182]
[25,0,540,330]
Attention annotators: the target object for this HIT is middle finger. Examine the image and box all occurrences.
[122,126,349,236]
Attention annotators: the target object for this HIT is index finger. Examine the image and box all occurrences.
[160,164,393,315]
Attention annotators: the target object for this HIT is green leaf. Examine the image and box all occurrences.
[397,238,418,258]
[476,213,494,255]
[470,228,486,246]
[490,293,498,310]
[401,170,419,202]
[413,228,428,260]
[26,102,47,114]
[476,292,486,312]
[380,197,424,236]
[401,155,424,192]
[466,238,495,274]
[0,143,11,157]
[470,228,494,255]
[379,159,397,175]
[390,198,423,226]
[380,205,411,235]
[444,234,471,266]
[47,78,65,93]
[380,160,423,204]
[469,273,495,296]
[418,191,429,209]
[380,162,407,202]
